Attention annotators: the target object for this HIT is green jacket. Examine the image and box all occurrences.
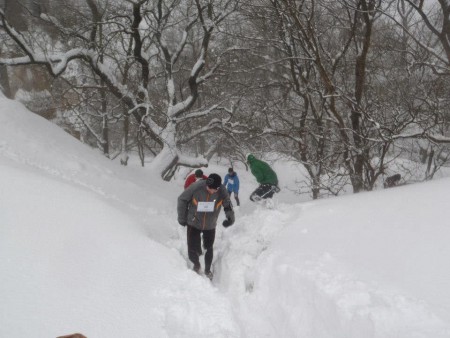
[247,154,278,185]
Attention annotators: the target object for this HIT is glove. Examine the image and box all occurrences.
[222,218,234,227]
[222,202,234,228]
[222,209,235,227]
[178,220,187,227]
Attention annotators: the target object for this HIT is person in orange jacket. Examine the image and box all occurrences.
[178,174,235,280]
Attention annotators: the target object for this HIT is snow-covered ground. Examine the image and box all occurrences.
[1,95,450,338]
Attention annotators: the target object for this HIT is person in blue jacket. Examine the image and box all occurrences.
[224,167,240,206]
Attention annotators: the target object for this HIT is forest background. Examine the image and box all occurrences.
[1,0,450,199]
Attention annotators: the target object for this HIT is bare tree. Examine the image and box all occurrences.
[0,0,240,180]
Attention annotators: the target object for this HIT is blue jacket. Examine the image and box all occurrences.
[224,172,240,193]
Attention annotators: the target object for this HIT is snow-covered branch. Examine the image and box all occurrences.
[173,104,220,123]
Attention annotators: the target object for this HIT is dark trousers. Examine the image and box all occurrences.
[228,190,240,206]
[250,184,276,201]
[187,225,216,272]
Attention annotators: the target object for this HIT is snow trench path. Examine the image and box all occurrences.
[169,198,450,338]
[169,200,298,336]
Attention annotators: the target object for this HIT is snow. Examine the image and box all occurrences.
[1,96,450,338]
[191,51,205,77]
[167,96,193,117]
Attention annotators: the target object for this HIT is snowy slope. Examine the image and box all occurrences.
[0,98,239,338]
[223,185,450,337]
[1,96,449,338]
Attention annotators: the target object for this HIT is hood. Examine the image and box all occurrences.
[247,154,256,162]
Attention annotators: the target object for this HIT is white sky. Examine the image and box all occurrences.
[1,94,450,338]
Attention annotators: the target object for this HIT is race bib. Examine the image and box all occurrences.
[228,179,234,184]
[197,201,215,212]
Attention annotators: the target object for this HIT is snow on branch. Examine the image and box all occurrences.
[178,107,247,145]
[173,104,220,123]
[168,96,195,118]
[191,49,206,78]
[425,133,450,144]
[0,11,138,106]
[0,47,87,76]
[128,103,162,136]
[178,117,224,144]
[176,153,208,168]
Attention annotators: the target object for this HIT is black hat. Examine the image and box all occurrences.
[206,173,221,189]
[194,169,203,178]
[228,167,233,173]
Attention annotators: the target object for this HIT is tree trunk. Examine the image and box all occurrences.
[350,0,374,193]
[101,113,109,156]
[120,115,129,166]
[425,147,435,180]
[0,65,12,98]
[161,155,179,181]
[350,109,365,193]
[311,176,320,200]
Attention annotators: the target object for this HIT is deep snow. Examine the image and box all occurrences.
[1,95,450,338]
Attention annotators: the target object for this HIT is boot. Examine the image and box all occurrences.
[205,270,213,281]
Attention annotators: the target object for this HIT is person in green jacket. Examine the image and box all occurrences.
[247,154,280,202]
